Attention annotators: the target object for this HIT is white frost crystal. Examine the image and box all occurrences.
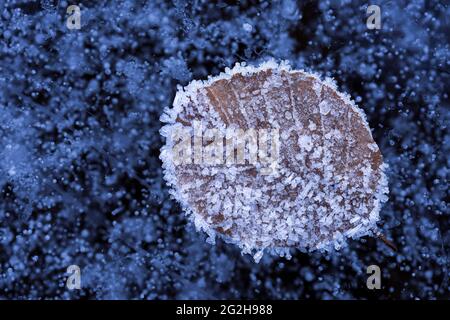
[160,60,389,262]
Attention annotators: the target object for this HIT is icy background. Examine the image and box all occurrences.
[0,0,448,299]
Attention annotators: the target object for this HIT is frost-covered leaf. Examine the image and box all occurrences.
[161,60,389,261]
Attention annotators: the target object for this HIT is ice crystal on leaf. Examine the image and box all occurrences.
[160,60,389,262]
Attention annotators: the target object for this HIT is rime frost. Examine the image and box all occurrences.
[161,60,389,261]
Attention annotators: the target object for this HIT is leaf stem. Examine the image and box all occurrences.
[376,232,397,252]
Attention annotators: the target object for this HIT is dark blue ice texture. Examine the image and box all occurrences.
[0,0,448,299]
